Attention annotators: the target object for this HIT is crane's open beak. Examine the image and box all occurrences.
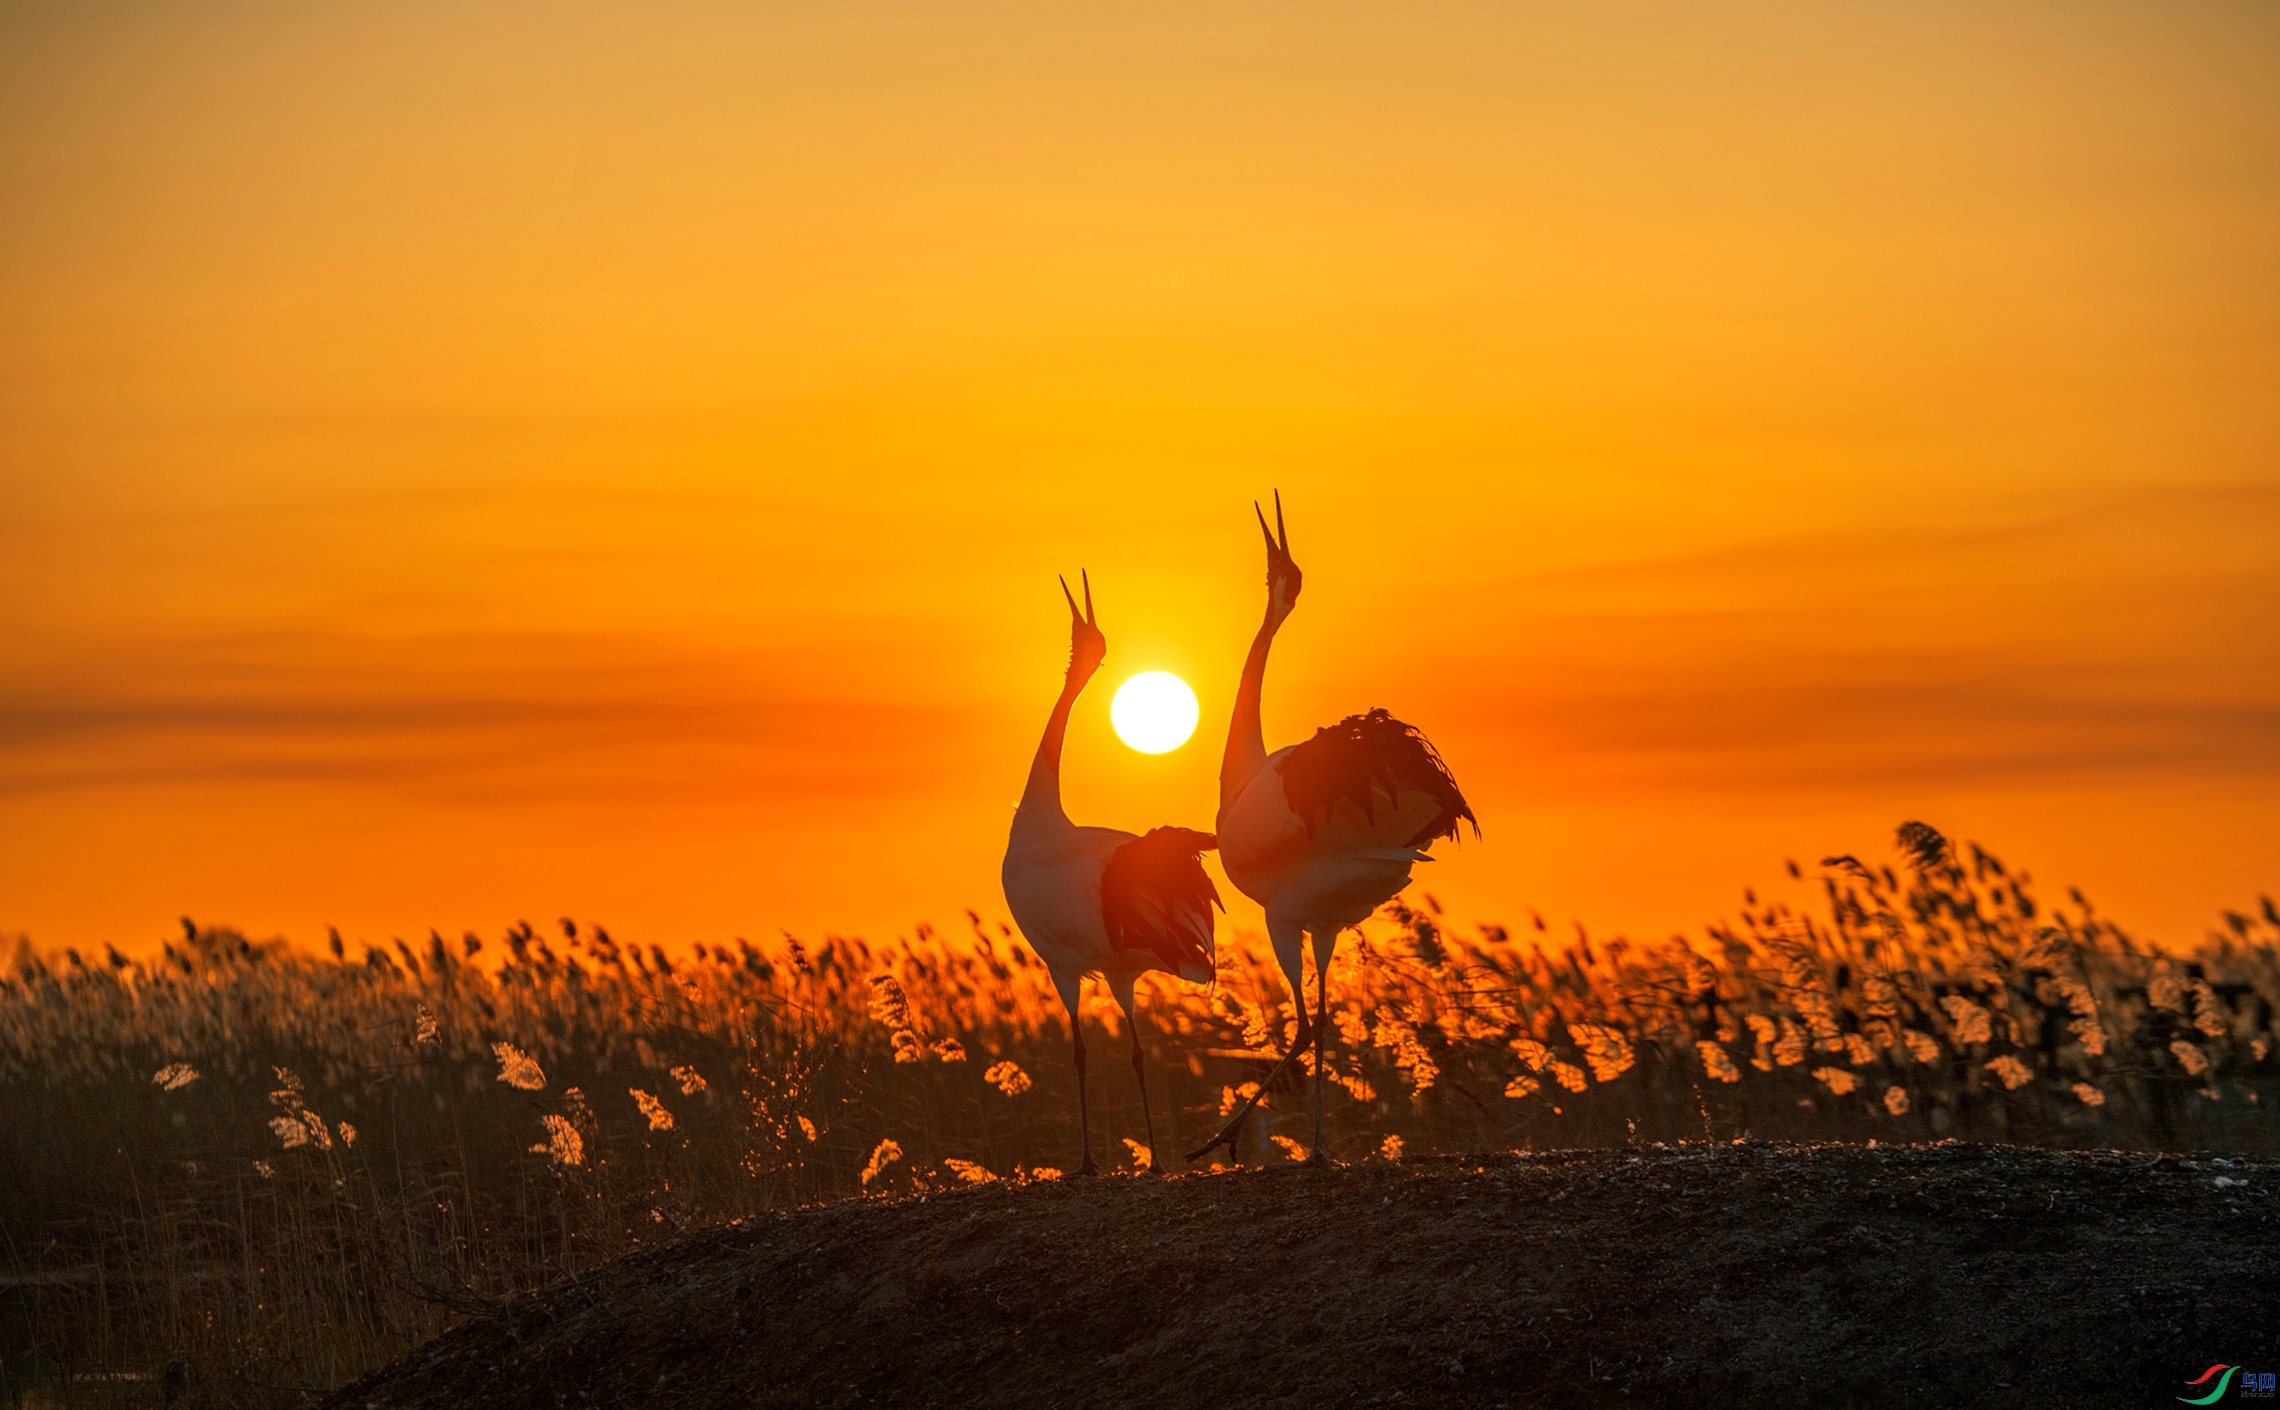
[1058,571,1097,627]
[1254,491,1292,557]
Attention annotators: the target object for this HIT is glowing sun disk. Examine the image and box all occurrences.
[1110,672,1199,754]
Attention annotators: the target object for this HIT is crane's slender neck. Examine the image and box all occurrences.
[1221,607,1280,808]
[1016,667,1091,831]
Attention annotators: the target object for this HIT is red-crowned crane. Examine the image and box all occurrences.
[1186,496,1476,1166]
[1002,573,1222,1175]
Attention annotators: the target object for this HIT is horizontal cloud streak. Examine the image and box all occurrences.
[0,630,984,804]
[1401,484,2280,797]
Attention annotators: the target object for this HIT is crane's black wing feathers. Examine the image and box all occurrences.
[1100,827,1221,973]
[1278,708,1476,848]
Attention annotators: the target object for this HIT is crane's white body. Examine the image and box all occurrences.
[1003,817,1212,1024]
[1218,743,1439,947]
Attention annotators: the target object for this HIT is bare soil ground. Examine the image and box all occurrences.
[329,1143,2278,1410]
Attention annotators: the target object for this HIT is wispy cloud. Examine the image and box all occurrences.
[0,628,983,804]
[1402,483,2280,797]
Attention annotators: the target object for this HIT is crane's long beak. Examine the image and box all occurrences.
[1060,572,1098,626]
[1256,493,1291,554]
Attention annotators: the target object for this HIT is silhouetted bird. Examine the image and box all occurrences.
[1188,495,1475,1166]
[1002,573,1221,1175]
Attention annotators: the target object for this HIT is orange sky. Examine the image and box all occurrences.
[3,0,2276,955]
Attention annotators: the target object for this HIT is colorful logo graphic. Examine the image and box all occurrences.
[2181,1365,2239,1404]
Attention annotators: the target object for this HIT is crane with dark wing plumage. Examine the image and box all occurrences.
[1001,573,1222,1175]
[1187,495,1477,1167]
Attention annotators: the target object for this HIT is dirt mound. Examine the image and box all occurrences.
[330,1143,2277,1410]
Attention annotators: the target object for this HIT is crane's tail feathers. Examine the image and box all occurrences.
[1100,826,1222,977]
[1278,708,1477,849]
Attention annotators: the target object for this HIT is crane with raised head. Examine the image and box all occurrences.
[1002,572,1221,1175]
[1186,495,1476,1167]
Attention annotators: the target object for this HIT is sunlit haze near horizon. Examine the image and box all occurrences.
[3,0,2275,956]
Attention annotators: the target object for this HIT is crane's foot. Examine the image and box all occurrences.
[1187,1020,1322,1165]
[1184,1103,1258,1166]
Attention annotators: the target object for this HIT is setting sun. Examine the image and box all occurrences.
[1109,671,1200,754]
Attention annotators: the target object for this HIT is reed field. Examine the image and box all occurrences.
[2,822,2275,1406]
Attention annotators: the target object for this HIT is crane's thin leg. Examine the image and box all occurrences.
[1193,933,1335,1167]
[1073,1020,1099,1176]
[1307,945,1331,1167]
[1185,916,1310,1165]
[1054,973,1098,1177]
[1129,1009,1159,1174]
[1184,1040,1303,1165]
